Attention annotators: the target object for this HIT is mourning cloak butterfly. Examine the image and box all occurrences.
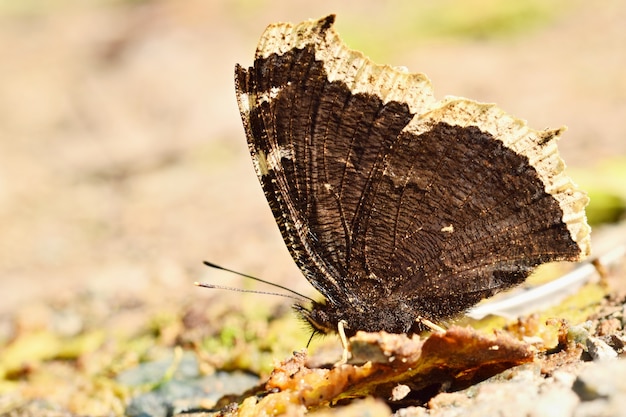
[234,15,591,337]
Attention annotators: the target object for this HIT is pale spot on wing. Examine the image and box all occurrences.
[266,147,294,171]
[238,92,251,114]
[254,149,269,176]
[257,86,284,104]
[441,225,454,233]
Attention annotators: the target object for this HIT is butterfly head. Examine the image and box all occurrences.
[292,301,339,336]
[293,298,423,338]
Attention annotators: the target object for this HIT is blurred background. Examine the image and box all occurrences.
[1,0,625,330]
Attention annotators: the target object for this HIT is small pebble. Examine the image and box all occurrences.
[572,360,626,401]
[585,336,618,361]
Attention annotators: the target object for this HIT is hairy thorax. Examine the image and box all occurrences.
[295,298,421,337]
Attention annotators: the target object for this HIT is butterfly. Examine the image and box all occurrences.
[233,14,590,337]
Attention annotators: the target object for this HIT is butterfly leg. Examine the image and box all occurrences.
[417,316,446,333]
[335,320,351,366]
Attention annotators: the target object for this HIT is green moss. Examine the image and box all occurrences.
[570,158,626,226]
[340,0,577,62]
[413,0,570,39]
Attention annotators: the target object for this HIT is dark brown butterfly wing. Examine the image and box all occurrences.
[234,15,590,334]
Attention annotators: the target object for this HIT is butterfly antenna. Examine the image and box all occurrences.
[199,261,314,302]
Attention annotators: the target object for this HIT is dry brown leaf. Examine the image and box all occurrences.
[227,326,534,415]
